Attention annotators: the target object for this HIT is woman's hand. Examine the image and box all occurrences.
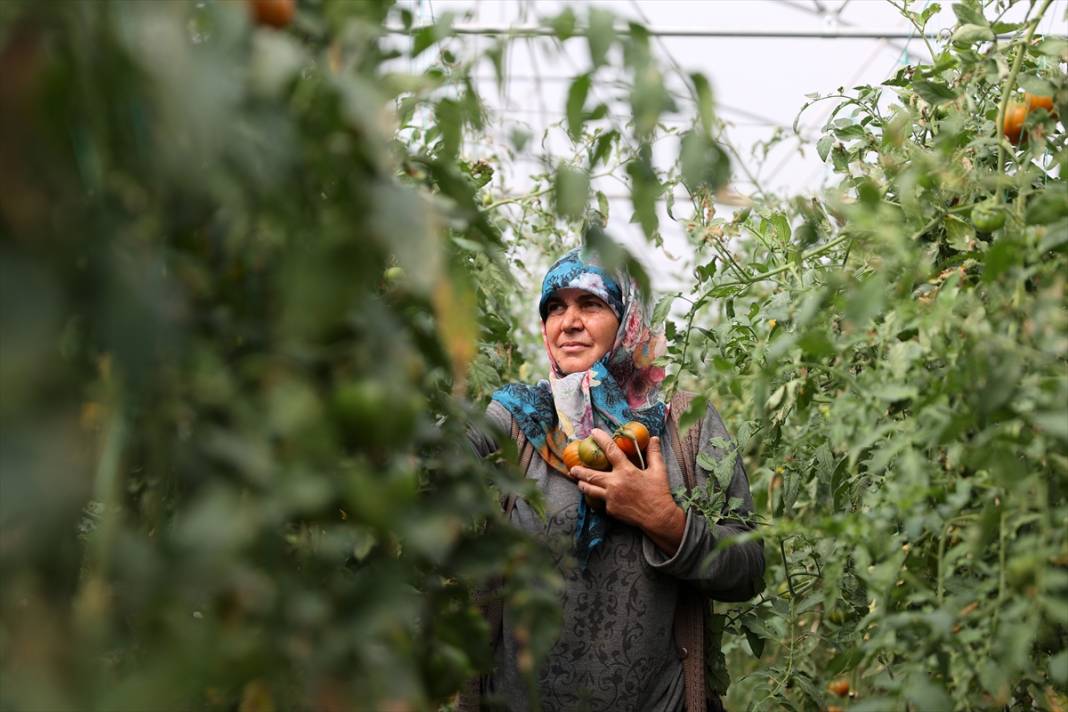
[568,429,686,556]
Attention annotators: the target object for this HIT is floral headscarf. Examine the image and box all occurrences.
[492,248,667,563]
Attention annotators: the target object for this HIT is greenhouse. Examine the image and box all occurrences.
[1,1,1066,710]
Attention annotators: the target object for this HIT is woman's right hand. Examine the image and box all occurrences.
[569,430,686,555]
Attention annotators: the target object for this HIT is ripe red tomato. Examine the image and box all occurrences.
[1026,93,1055,113]
[827,679,851,698]
[613,421,650,460]
[249,0,295,29]
[1003,103,1028,145]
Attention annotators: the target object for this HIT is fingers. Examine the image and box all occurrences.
[569,465,608,487]
[589,428,628,466]
[577,481,607,500]
[646,436,663,464]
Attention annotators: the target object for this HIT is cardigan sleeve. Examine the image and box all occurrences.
[642,402,766,602]
[465,400,513,458]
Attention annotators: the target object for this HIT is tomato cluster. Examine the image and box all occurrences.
[1002,93,1057,145]
[562,422,651,511]
[563,421,651,474]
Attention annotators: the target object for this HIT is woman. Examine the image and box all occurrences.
[466,248,764,711]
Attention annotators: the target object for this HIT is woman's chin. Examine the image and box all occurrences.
[558,357,595,374]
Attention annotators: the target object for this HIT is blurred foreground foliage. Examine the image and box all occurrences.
[0,1,1066,711]
[0,2,559,709]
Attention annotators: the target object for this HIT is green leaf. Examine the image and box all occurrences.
[798,330,835,359]
[548,8,577,40]
[981,238,1017,282]
[553,165,590,221]
[587,8,615,68]
[690,72,716,135]
[484,41,506,93]
[435,98,462,158]
[411,12,455,58]
[945,214,976,252]
[679,131,730,193]
[743,624,765,658]
[834,123,867,141]
[912,79,958,105]
[1018,75,1055,96]
[590,129,617,168]
[952,24,994,46]
[871,384,917,402]
[766,384,786,410]
[566,73,591,142]
[1050,650,1068,685]
[844,275,885,326]
[817,135,833,163]
[651,293,676,325]
[1025,186,1068,225]
[917,3,942,25]
[596,190,609,221]
[769,213,791,243]
[1031,411,1068,442]
[677,394,708,434]
[904,673,952,712]
[627,145,661,238]
[631,64,668,138]
[1036,37,1068,57]
[1039,219,1068,252]
[952,3,987,26]
[782,470,801,514]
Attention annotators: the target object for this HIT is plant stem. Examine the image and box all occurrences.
[781,538,797,598]
[667,300,700,404]
[482,163,623,211]
[700,231,854,298]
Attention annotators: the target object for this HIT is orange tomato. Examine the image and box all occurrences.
[563,441,582,471]
[249,0,295,29]
[613,421,650,460]
[1003,103,1028,145]
[827,679,851,698]
[578,437,610,471]
[1026,93,1055,113]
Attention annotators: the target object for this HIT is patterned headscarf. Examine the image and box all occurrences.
[492,248,667,564]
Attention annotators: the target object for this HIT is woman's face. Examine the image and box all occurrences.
[543,288,620,375]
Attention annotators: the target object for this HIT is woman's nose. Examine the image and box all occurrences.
[561,305,583,330]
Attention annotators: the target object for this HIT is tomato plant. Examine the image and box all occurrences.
[665,2,1068,709]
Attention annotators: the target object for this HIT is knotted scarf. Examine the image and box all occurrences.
[492,249,667,565]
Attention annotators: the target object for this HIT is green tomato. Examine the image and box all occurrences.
[970,202,1006,232]
[331,380,420,446]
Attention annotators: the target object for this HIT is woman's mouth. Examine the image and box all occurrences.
[560,342,590,353]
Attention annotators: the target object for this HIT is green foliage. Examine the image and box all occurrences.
[1,0,1065,710]
[667,2,1068,708]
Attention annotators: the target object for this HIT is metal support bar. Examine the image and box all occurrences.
[386,23,960,40]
